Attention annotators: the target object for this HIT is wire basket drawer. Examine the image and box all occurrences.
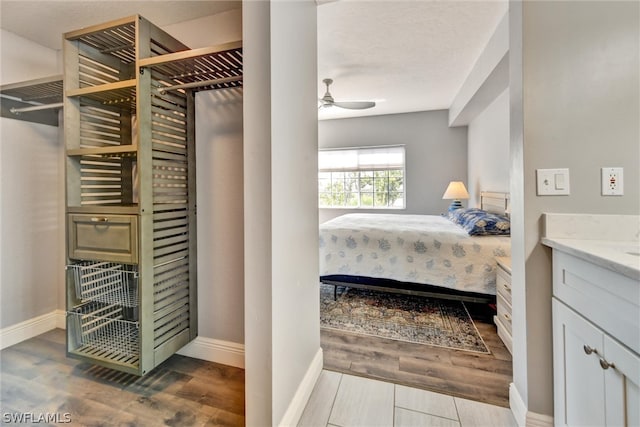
[68,261,139,308]
[68,302,139,364]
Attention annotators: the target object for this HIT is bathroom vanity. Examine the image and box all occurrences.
[543,213,639,427]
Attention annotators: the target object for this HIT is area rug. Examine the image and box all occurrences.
[320,283,489,354]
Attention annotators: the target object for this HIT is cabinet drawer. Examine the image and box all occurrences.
[496,292,512,335]
[495,314,513,355]
[68,214,138,264]
[553,251,639,354]
[496,266,512,305]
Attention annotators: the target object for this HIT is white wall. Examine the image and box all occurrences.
[243,1,320,425]
[163,8,242,48]
[449,12,509,128]
[318,110,468,223]
[243,1,273,420]
[0,30,62,329]
[467,88,510,206]
[510,0,639,419]
[0,30,61,84]
[271,2,319,420]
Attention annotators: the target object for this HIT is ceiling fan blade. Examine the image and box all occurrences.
[333,101,376,110]
[319,79,376,111]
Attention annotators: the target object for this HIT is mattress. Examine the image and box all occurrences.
[319,213,510,295]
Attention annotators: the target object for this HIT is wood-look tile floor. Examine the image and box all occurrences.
[299,371,517,427]
[321,301,513,408]
[0,329,245,426]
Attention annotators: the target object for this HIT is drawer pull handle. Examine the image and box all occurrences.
[503,283,511,292]
[583,345,595,355]
[503,313,511,321]
[599,358,614,370]
[90,217,109,223]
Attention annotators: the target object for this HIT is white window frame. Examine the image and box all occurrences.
[318,145,406,209]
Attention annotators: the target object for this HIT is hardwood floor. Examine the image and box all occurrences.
[0,329,245,426]
[321,301,513,408]
[2,304,509,426]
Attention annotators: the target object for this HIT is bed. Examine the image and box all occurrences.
[319,192,511,303]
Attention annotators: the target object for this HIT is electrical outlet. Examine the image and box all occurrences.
[602,167,624,196]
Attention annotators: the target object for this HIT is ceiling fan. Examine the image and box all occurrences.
[319,78,376,110]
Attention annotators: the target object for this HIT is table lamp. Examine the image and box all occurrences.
[442,181,469,212]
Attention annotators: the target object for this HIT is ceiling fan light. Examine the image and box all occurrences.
[333,101,376,110]
[319,77,375,111]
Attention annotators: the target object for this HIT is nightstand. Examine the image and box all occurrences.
[494,256,512,354]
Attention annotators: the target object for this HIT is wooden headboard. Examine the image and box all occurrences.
[480,191,510,217]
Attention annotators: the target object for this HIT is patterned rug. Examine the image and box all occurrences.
[320,283,489,353]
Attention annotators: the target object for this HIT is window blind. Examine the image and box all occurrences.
[319,145,405,172]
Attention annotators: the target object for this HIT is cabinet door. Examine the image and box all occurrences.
[553,299,606,427]
[603,335,640,427]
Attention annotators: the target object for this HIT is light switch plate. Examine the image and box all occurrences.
[536,168,570,195]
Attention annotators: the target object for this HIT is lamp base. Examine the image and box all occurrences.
[448,200,463,212]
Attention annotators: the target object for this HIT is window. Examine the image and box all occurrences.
[319,145,405,208]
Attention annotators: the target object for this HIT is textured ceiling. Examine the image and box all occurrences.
[0,0,507,120]
[317,0,508,119]
[0,0,241,50]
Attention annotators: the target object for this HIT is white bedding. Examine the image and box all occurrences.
[319,213,510,295]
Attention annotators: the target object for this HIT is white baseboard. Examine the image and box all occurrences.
[55,310,66,329]
[278,347,324,427]
[2,310,245,369]
[510,383,528,426]
[509,383,554,427]
[0,309,65,350]
[177,336,245,369]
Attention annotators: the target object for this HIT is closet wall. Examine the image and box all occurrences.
[166,9,244,345]
[0,30,63,330]
[0,11,245,353]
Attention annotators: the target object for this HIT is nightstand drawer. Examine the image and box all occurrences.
[495,313,513,354]
[496,266,512,305]
[496,292,512,335]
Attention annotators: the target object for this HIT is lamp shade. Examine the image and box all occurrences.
[442,181,470,200]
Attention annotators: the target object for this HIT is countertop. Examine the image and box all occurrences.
[541,237,640,281]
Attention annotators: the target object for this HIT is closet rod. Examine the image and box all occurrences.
[10,102,63,114]
[158,76,242,95]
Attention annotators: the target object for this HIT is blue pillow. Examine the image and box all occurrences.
[448,208,510,236]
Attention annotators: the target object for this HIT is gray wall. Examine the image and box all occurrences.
[0,30,62,329]
[0,117,62,328]
[510,0,639,417]
[195,88,244,344]
[318,110,468,223]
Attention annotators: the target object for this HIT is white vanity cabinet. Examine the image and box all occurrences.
[550,250,639,427]
[553,299,639,426]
